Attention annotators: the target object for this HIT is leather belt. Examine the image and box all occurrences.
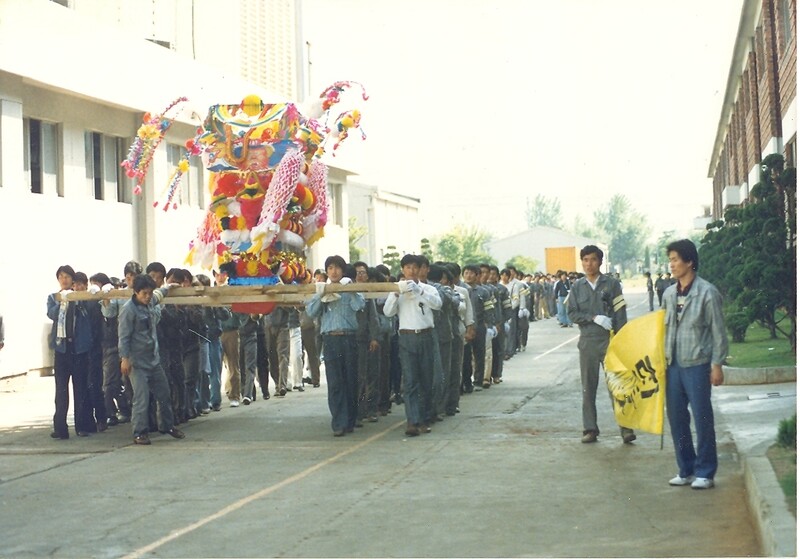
[398,328,432,335]
[323,330,355,336]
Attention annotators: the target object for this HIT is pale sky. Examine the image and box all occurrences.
[302,0,742,243]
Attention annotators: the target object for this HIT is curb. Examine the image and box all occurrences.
[723,366,796,385]
[743,455,797,557]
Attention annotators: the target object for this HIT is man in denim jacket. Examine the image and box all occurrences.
[662,239,728,490]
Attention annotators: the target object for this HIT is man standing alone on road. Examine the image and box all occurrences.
[662,239,728,490]
[567,246,635,444]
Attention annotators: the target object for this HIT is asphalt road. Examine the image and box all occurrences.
[0,291,761,558]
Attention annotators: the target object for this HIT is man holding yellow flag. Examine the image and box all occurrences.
[567,245,635,444]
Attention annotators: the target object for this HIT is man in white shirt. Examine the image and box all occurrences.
[383,254,442,436]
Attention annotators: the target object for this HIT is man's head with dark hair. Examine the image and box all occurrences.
[56,265,76,280]
[506,265,517,275]
[441,262,461,280]
[579,245,604,262]
[90,272,111,286]
[181,269,193,285]
[166,268,185,284]
[375,264,391,278]
[145,262,166,277]
[124,260,144,277]
[324,255,347,272]
[418,254,430,268]
[352,261,368,270]
[427,263,450,284]
[367,267,386,283]
[132,273,156,292]
[196,273,211,287]
[353,261,369,283]
[343,264,357,281]
[666,239,699,271]
[463,264,481,275]
[73,272,89,286]
[400,253,421,268]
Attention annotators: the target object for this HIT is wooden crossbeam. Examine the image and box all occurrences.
[57,283,399,306]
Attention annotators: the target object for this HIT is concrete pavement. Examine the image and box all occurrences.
[0,291,794,557]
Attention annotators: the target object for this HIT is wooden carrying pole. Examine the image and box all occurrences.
[58,282,400,306]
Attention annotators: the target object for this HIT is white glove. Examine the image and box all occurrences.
[397,280,411,293]
[101,283,114,293]
[593,315,613,331]
[504,321,511,334]
[88,284,101,295]
[486,326,497,340]
[407,281,421,295]
[518,308,528,319]
[320,293,341,303]
[340,277,353,285]
[315,282,326,296]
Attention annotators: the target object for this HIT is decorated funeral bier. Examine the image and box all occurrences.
[77,82,385,310]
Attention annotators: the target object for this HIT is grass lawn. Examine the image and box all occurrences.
[726,322,796,368]
[767,443,797,517]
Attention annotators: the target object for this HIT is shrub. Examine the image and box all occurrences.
[726,311,751,343]
[777,414,796,449]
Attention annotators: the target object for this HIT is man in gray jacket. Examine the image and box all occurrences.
[567,245,635,445]
[662,239,728,490]
[118,274,185,445]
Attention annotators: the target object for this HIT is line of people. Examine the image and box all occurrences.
[45,255,565,443]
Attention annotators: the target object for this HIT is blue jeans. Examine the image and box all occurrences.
[666,361,717,479]
[208,338,223,407]
[322,334,358,432]
[557,295,571,326]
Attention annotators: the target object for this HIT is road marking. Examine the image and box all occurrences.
[532,335,579,360]
[121,419,405,559]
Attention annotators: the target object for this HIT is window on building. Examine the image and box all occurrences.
[24,118,60,195]
[779,0,792,51]
[785,135,796,169]
[327,181,343,226]
[756,25,765,76]
[85,131,130,202]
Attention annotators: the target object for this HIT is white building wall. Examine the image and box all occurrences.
[346,182,421,266]
[0,0,308,378]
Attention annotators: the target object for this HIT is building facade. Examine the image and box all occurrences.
[0,0,353,377]
[488,227,610,275]
[708,0,797,218]
[347,181,421,266]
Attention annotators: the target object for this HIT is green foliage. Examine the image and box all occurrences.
[592,194,650,272]
[526,194,563,229]
[382,245,401,277]
[420,238,433,261]
[505,255,539,275]
[434,226,496,266]
[699,154,796,352]
[348,216,366,263]
[777,415,796,449]
[571,215,596,238]
[726,308,751,343]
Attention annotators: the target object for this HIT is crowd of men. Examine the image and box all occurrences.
[44,256,595,443]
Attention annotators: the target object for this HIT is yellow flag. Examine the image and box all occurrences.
[604,310,666,434]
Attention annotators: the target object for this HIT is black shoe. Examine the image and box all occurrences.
[313,383,320,388]
[134,434,151,445]
[303,377,313,384]
[106,416,119,426]
[463,384,473,394]
[50,431,69,440]
[212,404,221,411]
[165,428,185,439]
[76,431,90,437]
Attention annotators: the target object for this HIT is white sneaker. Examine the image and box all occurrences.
[669,475,695,486]
[229,400,240,408]
[242,397,251,405]
[691,477,714,489]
